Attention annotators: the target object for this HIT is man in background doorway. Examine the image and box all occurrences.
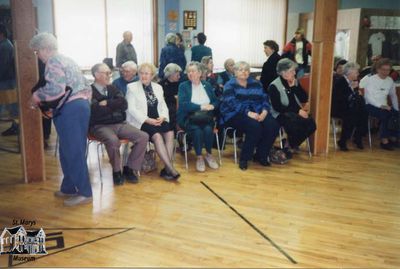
[116,31,137,67]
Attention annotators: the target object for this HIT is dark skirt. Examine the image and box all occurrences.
[141,121,173,138]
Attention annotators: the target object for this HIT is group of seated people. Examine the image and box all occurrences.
[331,57,399,151]
[91,53,317,186]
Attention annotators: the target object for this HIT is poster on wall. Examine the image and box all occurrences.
[183,10,197,30]
[367,30,400,65]
[335,29,350,60]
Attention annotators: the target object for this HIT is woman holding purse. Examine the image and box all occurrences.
[177,61,219,172]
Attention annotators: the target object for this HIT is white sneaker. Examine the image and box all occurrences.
[205,154,219,169]
[196,158,206,172]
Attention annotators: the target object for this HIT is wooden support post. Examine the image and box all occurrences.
[310,0,338,155]
[11,0,45,182]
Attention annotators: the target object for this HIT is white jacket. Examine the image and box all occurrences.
[126,81,170,129]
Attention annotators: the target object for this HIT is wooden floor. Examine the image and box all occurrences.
[0,130,399,268]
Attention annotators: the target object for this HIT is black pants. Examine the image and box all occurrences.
[42,117,52,140]
[339,108,368,144]
[277,112,316,148]
[226,114,280,162]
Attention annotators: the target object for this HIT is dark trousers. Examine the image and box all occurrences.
[277,113,316,148]
[366,104,398,139]
[54,99,92,197]
[42,117,52,140]
[186,123,214,156]
[339,108,368,144]
[226,113,280,162]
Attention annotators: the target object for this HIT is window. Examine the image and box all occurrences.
[54,0,153,69]
[204,0,287,68]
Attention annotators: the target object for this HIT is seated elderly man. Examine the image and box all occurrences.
[112,61,139,96]
[89,63,149,185]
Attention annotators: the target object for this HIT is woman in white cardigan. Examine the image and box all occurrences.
[126,63,180,180]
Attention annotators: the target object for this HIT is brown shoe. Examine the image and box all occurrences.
[63,196,93,207]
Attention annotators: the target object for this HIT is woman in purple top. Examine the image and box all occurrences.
[29,32,92,207]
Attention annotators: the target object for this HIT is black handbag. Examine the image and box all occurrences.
[188,110,214,125]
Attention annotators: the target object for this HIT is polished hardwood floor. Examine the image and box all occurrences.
[0,130,399,268]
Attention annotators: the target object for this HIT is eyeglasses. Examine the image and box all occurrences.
[98,71,112,75]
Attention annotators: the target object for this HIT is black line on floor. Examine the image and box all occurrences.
[9,227,135,267]
[200,181,297,264]
[44,227,134,230]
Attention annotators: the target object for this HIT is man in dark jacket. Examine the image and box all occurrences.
[331,62,368,151]
[89,63,149,185]
[191,32,212,62]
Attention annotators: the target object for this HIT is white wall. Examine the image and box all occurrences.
[336,8,361,62]
[32,0,54,33]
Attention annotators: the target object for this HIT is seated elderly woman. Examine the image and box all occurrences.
[112,60,138,96]
[220,61,280,170]
[159,63,182,133]
[217,58,235,87]
[201,56,222,98]
[126,63,180,180]
[158,33,186,79]
[332,62,368,151]
[177,61,220,172]
[268,58,316,159]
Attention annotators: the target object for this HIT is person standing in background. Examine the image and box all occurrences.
[260,40,281,93]
[282,28,312,78]
[116,31,137,67]
[191,32,212,62]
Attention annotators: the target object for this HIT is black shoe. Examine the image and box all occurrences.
[253,154,271,166]
[239,160,248,170]
[123,166,138,184]
[380,142,394,151]
[1,122,19,136]
[160,168,180,181]
[353,140,364,150]
[113,171,124,185]
[389,140,400,148]
[283,147,293,159]
[337,140,349,151]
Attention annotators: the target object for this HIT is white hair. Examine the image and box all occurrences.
[29,32,58,51]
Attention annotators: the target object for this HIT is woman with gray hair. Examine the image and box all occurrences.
[268,58,316,158]
[177,62,220,172]
[220,61,280,170]
[160,63,182,133]
[158,33,186,78]
[29,32,92,206]
[332,62,367,151]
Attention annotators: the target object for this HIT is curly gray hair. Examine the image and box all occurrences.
[29,32,58,51]
[276,58,298,75]
[165,33,177,44]
[163,63,182,78]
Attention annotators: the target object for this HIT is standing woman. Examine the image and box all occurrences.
[260,40,281,93]
[29,33,92,206]
[177,62,220,172]
[126,63,180,180]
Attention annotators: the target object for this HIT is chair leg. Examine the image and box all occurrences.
[96,142,103,182]
[221,127,230,157]
[215,132,222,165]
[306,138,312,158]
[279,128,284,149]
[122,142,129,166]
[54,135,59,157]
[368,117,372,149]
[183,133,188,170]
[332,119,337,150]
[233,130,237,164]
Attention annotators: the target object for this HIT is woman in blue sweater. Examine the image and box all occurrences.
[220,61,280,170]
[177,62,219,172]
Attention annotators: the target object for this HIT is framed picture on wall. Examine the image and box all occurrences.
[183,10,197,30]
